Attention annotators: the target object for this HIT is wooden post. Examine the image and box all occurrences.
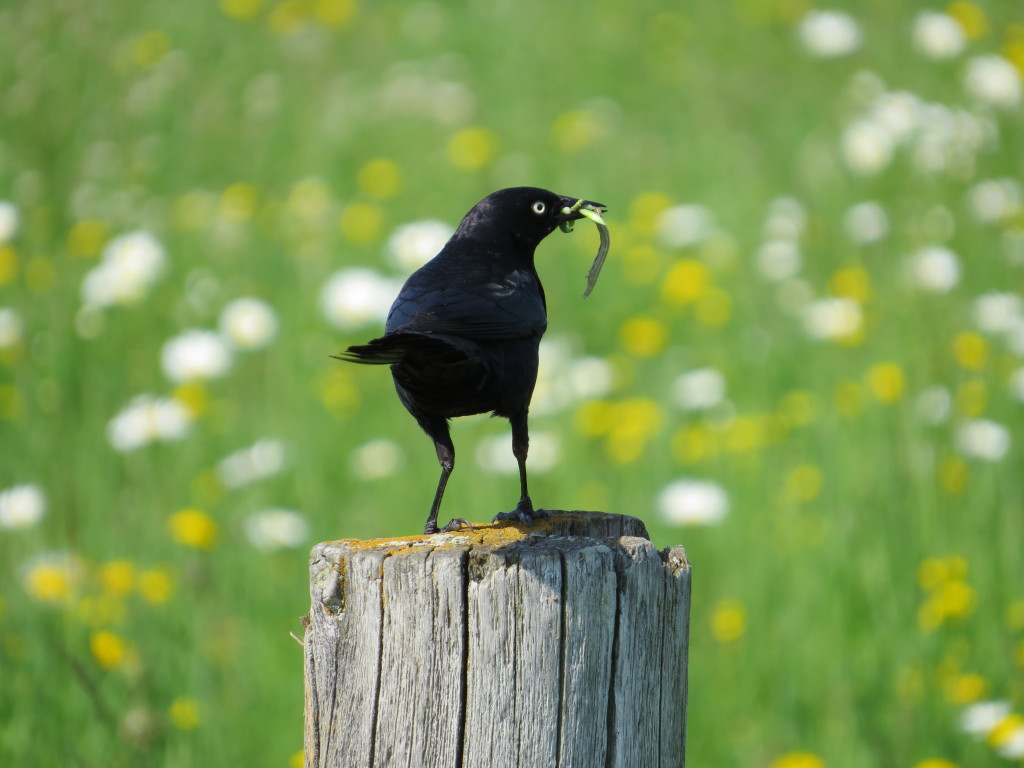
[303,511,691,768]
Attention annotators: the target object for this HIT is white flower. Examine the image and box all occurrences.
[244,509,309,551]
[964,55,1022,109]
[217,439,286,489]
[81,231,167,308]
[844,201,889,244]
[961,700,1012,738]
[915,386,952,425]
[967,178,1022,224]
[320,268,400,330]
[912,12,966,60]
[956,419,1011,462]
[219,297,278,350]
[798,10,862,58]
[973,292,1023,334]
[532,349,615,415]
[842,121,894,176]
[762,197,807,241]
[906,246,960,293]
[161,330,233,383]
[476,431,560,475]
[0,484,46,529]
[385,220,453,271]
[0,201,19,244]
[656,205,714,249]
[674,368,726,411]
[350,439,404,480]
[756,239,802,282]
[0,307,23,349]
[802,298,862,340]
[1009,368,1024,402]
[869,91,921,144]
[657,479,729,526]
[999,724,1024,759]
[107,395,193,452]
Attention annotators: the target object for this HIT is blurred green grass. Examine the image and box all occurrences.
[2,0,1024,766]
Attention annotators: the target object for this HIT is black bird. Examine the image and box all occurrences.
[338,187,606,534]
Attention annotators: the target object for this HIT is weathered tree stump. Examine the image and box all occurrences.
[303,511,691,768]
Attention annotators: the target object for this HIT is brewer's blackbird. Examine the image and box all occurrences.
[338,187,606,534]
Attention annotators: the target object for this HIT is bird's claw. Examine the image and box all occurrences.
[425,518,473,535]
[492,499,548,527]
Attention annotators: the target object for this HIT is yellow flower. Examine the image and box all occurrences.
[619,315,668,357]
[671,424,718,464]
[318,367,361,419]
[867,362,905,403]
[944,673,988,704]
[99,561,135,596]
[90,630,128,670]
[339,202,383,243]
[289,751,305,768]
[695,288,732,327]
[770,753,824,768]
[935,579,976,619]
[605,398,663,464]
[68,220,109,258]
[79,595,126,627]
[447,127,498,171]
[169,697,200,730]
[710,599,746,643]
[269,0,309,34]
[780,390,816,427]
[138,568,174,604]
[990,714,1024,748]
[834,379,863,418]
[220,183,259,223]
[169,509,218,550]
[131,30,171,68]
[628,192,672,236]
[357,159,402,199]
[173,383,209,417]
[724,415,765,454]
[0,246,18,286]
[939,458,968,495]
[550,109,605,153]
[786,464,823,502]
[24,257,55,293]
[660,259,709,306]
[0,384,24,419]
[1006,599,1024,632]
[947,1,987,39]
[953,332,987,370]
[829,266,872,302]
[221,0,263,20]
[912,761,958,768]
[574,400,615,436]
[24,558,82,604]
[312,0,355,27]
[954,379,986,417]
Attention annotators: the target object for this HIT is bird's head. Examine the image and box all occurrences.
[454,187,607,248]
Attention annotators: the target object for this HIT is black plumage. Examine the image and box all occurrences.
[339,187,605,534]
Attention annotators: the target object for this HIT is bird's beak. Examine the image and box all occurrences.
[557,197,607,232]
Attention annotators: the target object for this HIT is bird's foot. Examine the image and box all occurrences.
[424,518,473,535]
[492,498,548,527]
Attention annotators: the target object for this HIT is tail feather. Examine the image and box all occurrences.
[334,333,471,366]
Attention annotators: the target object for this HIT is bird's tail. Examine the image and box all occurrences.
[334,333,470,366]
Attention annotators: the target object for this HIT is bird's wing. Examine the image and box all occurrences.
[387,281,547,341]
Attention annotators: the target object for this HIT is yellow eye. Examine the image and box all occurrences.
[532,201,546,215]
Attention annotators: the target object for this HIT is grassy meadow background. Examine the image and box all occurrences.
[2,0,1024,765]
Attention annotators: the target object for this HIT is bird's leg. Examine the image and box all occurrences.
[492,411,548,526]
[423,434,471,535]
